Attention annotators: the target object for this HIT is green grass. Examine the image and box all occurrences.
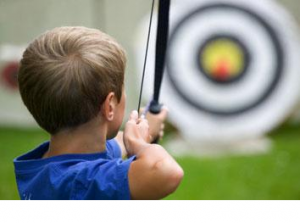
[0,124,300,200]
[0,127,49,200]
[166,124,300,200]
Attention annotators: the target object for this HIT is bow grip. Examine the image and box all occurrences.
[148,100,163,144]
[149,100,163,114]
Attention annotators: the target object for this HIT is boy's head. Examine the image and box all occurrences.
[18,26,127,135]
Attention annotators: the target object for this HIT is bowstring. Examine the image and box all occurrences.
[137,0,156,115]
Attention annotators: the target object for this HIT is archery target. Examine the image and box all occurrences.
[136,0,300,141]
[0,44,36,127]
[167,2,283,116]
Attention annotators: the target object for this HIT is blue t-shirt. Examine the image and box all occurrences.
[13,139,135,200]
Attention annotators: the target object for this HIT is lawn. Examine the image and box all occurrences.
[0,124,299,200]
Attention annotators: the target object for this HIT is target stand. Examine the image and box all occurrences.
[136,0,300,156]
[166,135,272,157]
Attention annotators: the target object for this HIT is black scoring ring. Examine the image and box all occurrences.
[166,3,284,116]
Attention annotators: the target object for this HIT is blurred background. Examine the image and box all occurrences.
[0,0,300,200]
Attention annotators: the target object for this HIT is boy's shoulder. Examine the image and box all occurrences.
[13,139,136,200]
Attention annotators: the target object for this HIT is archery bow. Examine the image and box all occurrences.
[138,0,171,118]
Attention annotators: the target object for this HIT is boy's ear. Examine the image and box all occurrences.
[102,92,117,121]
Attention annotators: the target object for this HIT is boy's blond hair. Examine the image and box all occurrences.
[18,26,126,134]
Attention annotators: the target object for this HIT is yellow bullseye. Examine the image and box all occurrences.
[201,38,245,81]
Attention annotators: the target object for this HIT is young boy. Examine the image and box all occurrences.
[13,26,183,200]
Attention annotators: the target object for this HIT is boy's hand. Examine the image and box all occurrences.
[124,109,183,199]
[126,107,183,199]
[123,110,151,157]
[141,106,168,143]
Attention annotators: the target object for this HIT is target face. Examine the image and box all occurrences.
[137,0,300,141]
[167,2,284,116]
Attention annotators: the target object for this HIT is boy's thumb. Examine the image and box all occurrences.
[159,106,169,120]
[129,110,139,122]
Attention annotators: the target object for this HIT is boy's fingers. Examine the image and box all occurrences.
[138,118,149,128]
[139,118,148,124]
[159,130,164,138]
[129,110,139,122]
[158,106,168,120]
[149,135,153,143]
[139,107,145,115]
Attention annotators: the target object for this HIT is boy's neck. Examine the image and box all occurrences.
[44,117,107,158]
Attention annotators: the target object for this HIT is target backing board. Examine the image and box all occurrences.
[136,0,300,142]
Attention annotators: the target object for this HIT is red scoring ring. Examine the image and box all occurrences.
[0,62,19,90]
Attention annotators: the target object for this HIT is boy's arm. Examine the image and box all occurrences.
[124,110,184,200]
[115,131,127,159]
